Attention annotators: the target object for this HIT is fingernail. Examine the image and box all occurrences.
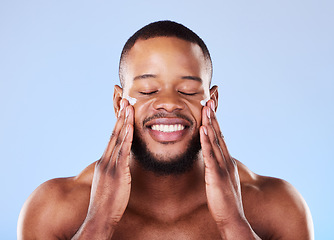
[210,101,215,111]
[120,100,125,112]
[125,107,130,118]
[203,127,208,135]
[207,108,210,119]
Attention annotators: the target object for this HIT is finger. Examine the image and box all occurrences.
[100,99,130,166]
[199,126,219,170]
[205,101,234,170]
[124,104,134,126]
[108,105,134,169]
[207,100,224,142]
[201,105,226,168]
[200,126,228,185]
[116,124,133,171]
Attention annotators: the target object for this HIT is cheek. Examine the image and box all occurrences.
[132,99,153,126]
[186,100,204,127]
[194,107,203,127]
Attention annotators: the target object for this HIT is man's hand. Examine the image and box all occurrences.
[72,99,134,239]
[200,100,260,239]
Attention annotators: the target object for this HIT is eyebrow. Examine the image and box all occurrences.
[181,76,202,82]
[133,74,157,81]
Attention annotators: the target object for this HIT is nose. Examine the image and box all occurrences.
[152,90,184,112]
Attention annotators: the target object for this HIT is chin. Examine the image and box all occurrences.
[131,127,201,176]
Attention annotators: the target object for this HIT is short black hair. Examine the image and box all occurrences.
[119,20,212,87]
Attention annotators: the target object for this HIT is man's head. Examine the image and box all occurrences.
[114,20,218,175]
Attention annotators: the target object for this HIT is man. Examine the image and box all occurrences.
[18,21,313,239]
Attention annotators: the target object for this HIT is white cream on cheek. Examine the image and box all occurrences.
[123,95,137,105]
[200,96,210,106]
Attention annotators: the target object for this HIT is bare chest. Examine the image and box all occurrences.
[111,206,222,240]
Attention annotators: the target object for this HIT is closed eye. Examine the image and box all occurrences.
[178,91,198,96]
[139,90,158,95]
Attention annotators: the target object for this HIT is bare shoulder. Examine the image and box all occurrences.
[18,163,95,240]
[236,160,314,240]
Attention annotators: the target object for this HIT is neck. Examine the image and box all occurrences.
[128,155,207,220]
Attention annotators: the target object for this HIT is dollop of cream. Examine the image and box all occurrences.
[200,97,210,106]
[123,95,137,105]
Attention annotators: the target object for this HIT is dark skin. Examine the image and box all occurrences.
[18,37,313,240]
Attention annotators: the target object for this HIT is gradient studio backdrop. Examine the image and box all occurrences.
[1,1,333,239]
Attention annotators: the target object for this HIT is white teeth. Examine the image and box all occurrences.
[151,124,185,132]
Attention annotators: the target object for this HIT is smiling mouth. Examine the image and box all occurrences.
[151,124,185,133]
[143,116,192,143]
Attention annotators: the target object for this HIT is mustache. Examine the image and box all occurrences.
[142,112,193,126]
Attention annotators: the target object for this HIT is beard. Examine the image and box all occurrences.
[131,127,201,176]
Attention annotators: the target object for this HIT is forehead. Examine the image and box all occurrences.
[122,37,210,89]
[130,36,204,59]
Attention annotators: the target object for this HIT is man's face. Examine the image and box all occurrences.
[120,37,212,174]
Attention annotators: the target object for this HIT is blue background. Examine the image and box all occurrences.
[1,1,333,239]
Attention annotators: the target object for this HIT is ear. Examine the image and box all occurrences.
[113,85,123,117]
[209,85,218,111]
